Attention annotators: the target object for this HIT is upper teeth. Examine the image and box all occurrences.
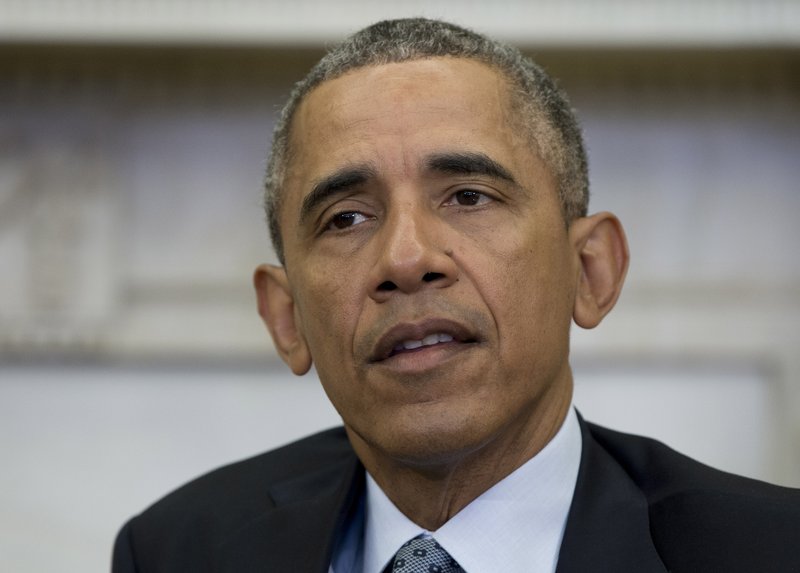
[396,333,454,351]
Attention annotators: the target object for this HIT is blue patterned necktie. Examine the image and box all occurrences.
[387,536,465,573]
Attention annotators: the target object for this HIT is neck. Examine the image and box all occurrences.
[348,387,572,531]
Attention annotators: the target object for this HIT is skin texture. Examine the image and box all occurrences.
[255,57,629,529]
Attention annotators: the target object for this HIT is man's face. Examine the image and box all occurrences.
[275,58,582,465]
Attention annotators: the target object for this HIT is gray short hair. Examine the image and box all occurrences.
[264,18,589,264]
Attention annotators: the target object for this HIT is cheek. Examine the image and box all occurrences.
[293,280,362,413]
[473,226,574,345]
[292,266,363,362]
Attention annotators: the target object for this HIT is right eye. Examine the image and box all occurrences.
[325,211,370,231]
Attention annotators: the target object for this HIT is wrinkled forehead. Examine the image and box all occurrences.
[294,59,516,136]
[282,58,536,188]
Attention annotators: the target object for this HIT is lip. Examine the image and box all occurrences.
[368,318,480,363]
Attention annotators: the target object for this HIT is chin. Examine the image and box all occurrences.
[355,407,496,468]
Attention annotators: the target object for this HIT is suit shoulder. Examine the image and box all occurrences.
[147,425,351,512]
[585,421,800,571]
[585,421,799,503]
[124,427,354,540]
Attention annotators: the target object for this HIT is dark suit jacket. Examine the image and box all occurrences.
[113,416,800,572]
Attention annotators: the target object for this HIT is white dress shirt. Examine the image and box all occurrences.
[331,406,582,573]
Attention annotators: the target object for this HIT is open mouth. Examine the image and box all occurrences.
[370,319,479,363]
[389,332,456,357]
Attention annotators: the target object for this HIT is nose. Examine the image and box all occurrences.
[368,203,458,302]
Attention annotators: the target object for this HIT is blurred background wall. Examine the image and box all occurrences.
[0,1,798,571]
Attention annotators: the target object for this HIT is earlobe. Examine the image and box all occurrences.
[253,264,312,375]
[570,212,629,329]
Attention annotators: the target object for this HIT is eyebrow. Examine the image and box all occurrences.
[299,165,376,225]
[425,151,517,185]
[298,152,518,225]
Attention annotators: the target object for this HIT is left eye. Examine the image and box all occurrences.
[449,189,490,206]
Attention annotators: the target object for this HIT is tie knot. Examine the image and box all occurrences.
[389,536,464,573]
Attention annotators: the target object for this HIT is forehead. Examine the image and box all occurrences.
[288,58,524,171]
[303,57,511,112]
[300,57,513,122]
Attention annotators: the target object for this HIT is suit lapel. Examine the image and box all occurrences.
[206,416,669,572]
[215,450,364,573]
[555,416,668,573]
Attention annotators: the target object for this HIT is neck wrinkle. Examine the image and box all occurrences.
[350,379,573,531]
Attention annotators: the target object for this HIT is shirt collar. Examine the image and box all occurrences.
[362,406,582,573]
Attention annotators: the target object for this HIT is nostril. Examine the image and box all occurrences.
[422,272,445,283]
[378,280,397,291]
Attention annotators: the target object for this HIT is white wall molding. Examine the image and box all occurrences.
[1,0,798,47]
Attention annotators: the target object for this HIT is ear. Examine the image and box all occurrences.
[569,212,629,329]
[253,264,312,375]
